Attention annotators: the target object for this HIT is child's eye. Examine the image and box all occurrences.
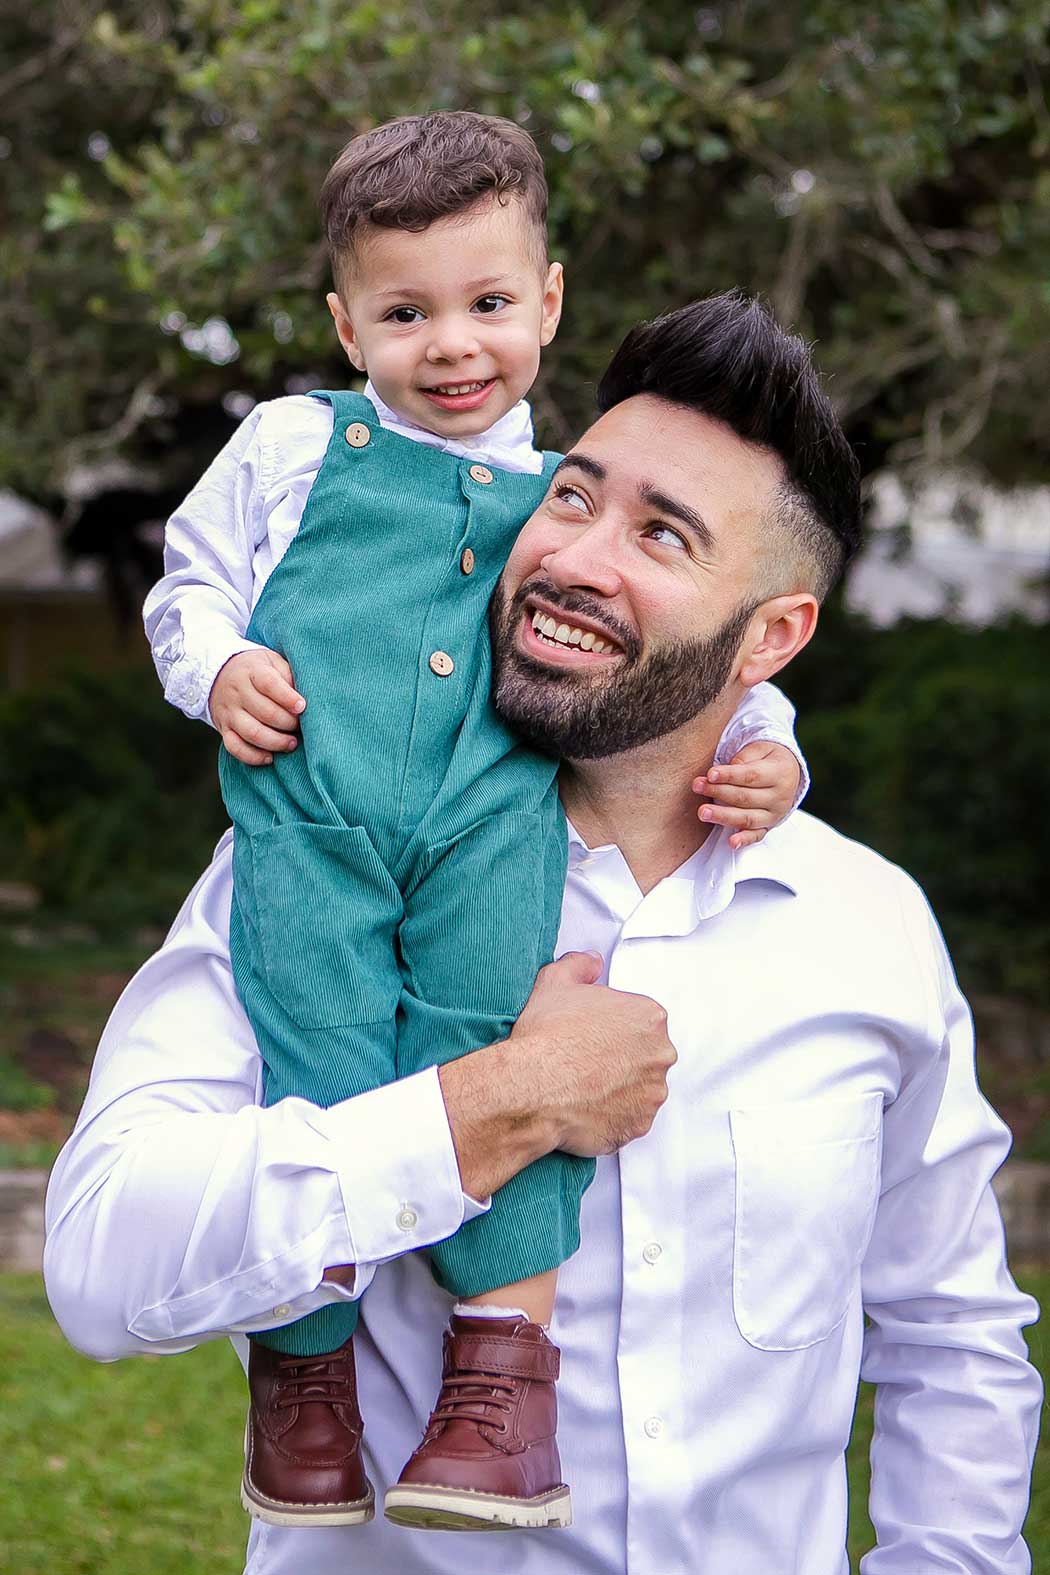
[385,306,425,325]
[473,295,510,315]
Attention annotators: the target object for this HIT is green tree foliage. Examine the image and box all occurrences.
[4,1,1050,498]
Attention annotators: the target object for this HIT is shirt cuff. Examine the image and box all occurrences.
[310,1067,483,1269]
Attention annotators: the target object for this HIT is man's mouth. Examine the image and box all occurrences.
[530,608,618,654]
[421,379,496,411]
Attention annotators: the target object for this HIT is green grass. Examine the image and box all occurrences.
[2,1271,1046,1572]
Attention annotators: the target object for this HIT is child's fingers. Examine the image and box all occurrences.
[728,828,767,850]
[241,688,301,733]
[697,803,774,832]
[230,709,298,754]
[253,665,307,715]
[222,729,274,767]
[695,780,776,809]
[694,763,764,790]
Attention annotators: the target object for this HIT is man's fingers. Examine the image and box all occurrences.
[231,711,299,752]
[252,665,307,715]
[222,729,273,767]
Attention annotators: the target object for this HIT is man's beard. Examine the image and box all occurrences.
[489,576,760,760]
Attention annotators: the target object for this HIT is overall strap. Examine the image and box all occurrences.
[308,388,379,429]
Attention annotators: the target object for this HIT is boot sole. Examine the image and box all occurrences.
[241,1478,376,1528]
[383,1482,572,1532]
[241,1424,375,1527]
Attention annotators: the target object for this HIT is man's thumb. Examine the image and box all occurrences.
[546,950,603,986]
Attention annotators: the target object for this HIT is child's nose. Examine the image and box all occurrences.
[425,321,481,364]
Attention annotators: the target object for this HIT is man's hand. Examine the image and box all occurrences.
[693,740,802,850]
[439,951,677,1200]
[210,648,307,766]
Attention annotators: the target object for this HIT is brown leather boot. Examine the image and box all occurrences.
[241,1334,375,1527]
[384,1313,571,1531]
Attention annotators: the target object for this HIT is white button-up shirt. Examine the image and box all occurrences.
[44,813,1040,1574]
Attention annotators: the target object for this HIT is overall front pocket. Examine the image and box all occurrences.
[251,822,404,1031]
[730,1091,883,1351]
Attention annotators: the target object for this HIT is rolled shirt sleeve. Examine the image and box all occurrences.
[858,889,1042,1573]
[715,679,810,808]
[43,834,485,1360]
[142,409,272,725]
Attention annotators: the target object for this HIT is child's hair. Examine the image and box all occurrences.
[320,110,549,294]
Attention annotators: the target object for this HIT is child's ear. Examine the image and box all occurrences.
[326,291,367,373]
[539,262,564,348]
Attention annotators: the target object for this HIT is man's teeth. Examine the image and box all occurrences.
[531,610,614,654]
[430,381,488,394]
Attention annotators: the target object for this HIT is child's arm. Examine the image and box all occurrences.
[693,681,809,850]
[143,406,305,765]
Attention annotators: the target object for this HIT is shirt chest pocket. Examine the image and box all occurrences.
[729,1092,883,1352]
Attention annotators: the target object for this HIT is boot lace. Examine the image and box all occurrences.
[431,1365,516,1433]
[274,1352,352,1409]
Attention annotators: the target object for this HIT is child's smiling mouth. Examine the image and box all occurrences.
[420,379,497,412]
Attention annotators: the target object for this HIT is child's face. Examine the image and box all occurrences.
[326,197,563,438]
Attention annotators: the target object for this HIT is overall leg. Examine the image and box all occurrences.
[395,800,595,1302]
[233,821,404,1356]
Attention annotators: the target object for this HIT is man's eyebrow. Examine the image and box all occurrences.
[551,453,607,484]
[639,482,715,556]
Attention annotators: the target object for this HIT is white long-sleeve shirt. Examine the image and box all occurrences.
[141,386,810,801]
[44,814,1040,1575]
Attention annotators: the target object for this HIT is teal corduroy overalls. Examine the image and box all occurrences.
[220,392,595,1356]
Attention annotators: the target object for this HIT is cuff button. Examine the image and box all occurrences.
[396,1207,419,1231]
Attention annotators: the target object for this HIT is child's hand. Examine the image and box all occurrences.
[692,741,801,851]
[210,648,306,766]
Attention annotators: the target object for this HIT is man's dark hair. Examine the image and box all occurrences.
[596,292,862,599]
[320,111,548,294]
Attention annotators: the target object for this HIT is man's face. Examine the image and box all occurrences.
[491,395,787,758]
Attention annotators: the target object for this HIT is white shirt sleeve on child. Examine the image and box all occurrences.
[142,405,276,726]
[714,680,810,809]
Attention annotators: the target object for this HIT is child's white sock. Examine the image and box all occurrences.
[454,1302,531,1321]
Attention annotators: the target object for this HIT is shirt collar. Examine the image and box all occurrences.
[565,815,800,935]
[362,379,542,474]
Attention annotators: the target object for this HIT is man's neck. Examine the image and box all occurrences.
[558,695,740,896]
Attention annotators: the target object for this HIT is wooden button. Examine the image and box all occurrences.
[468,463,493,485]
[460,548,475,575]
[429,650,454,677]
[345,422,371,448]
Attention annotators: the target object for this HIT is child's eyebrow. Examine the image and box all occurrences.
[370,274,521,302]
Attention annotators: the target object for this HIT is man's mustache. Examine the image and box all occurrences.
[507,576,642,664]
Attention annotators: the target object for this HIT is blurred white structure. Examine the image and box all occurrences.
[848,472,1050,626]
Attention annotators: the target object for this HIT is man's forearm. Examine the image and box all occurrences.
[438,1037,561,1201]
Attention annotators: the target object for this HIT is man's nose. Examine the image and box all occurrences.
[425,319,481,364]
[541,524,624,600]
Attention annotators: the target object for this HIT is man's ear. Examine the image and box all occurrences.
[326,291,366,373]
[738,593,819,688]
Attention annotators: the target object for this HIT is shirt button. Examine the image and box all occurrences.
[468,463,493,485]
[642,1242,663,1265]
[273,1304,292,1318]
[429,651,454,677]
[644,1416,664,1439]
[460,547,475,575]
[396,1207,419,1231]
[345,421,371,448]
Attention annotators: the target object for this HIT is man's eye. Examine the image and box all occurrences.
[473,295,509,314]
[553,484,589,514]
[647,523,688,550]
[386,306,424,324]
